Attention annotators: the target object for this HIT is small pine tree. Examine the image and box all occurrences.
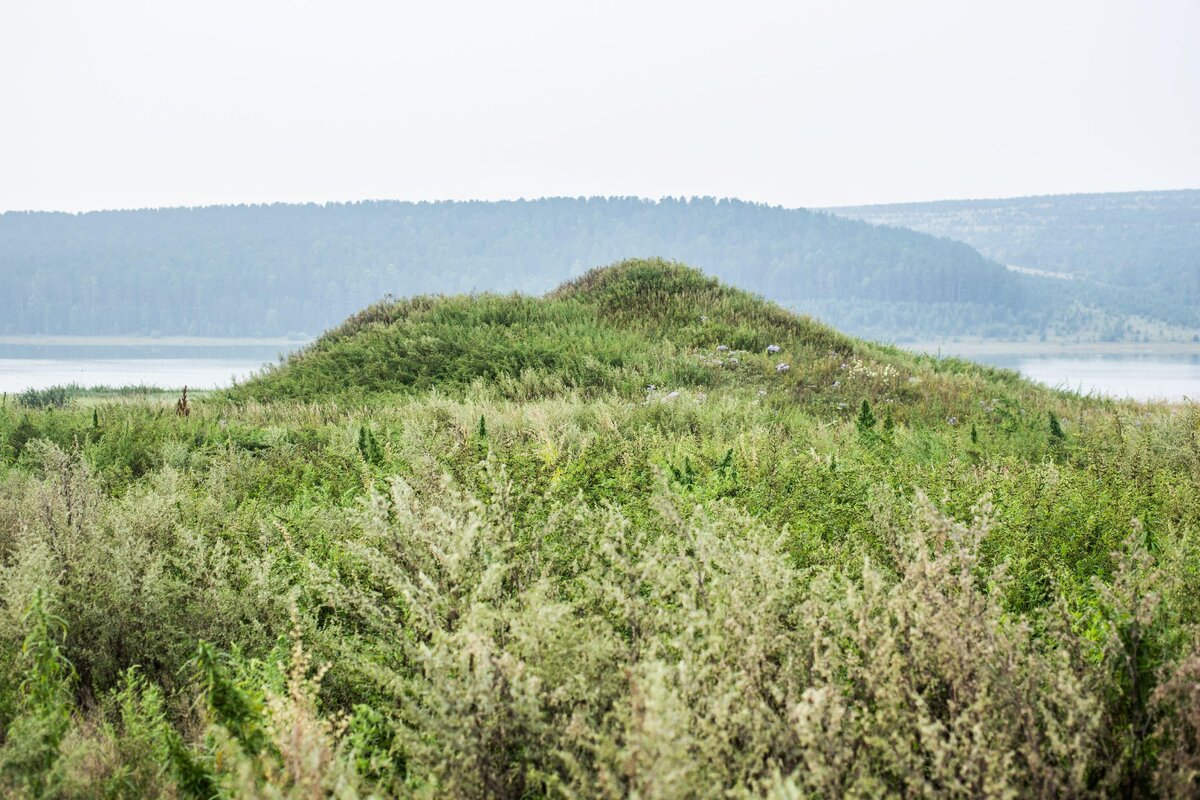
[1049,411,1065,441]
[970,423,978,444]
[92,408,100,430]
[357,425,383,465]
[478,415,487,438]
[671,457,697,486]
[879,407,896,445]
[357,425,370,461]
[855,400,877,434]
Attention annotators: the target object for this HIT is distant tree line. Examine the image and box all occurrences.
[0,197,1028,341]
[836,190,1200,333]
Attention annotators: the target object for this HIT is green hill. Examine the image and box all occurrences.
[2,261,1198,797]
[233,259,1034,417]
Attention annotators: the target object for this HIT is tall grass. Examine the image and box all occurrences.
[0,261,1197,797]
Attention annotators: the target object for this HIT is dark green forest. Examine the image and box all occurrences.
[1,197,1027,341]
[835,190,1200,334]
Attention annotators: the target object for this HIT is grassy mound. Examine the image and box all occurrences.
[230,259,844,399]
[232,259,1047,424]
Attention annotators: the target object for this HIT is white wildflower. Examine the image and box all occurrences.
[766,344,781,354]
[776,363,790,373]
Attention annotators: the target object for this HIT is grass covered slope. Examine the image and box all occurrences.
[232,259,1036,422]
[231,259,855,400]
[1,261,1199,797]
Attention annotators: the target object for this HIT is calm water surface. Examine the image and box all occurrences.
[924,347,1200,402]
[1,344,1198,401]
[0,340,293,393]
[0,358,269,393]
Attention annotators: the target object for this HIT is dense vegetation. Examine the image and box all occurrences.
[2,261,1200,797]
[0,197,1026,341]
[836,190,1200,337]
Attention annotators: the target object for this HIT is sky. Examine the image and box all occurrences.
[1,0,1198,213]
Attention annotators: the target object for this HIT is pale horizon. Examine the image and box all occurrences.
[3,185,1200,217]
[3,0,1198,214]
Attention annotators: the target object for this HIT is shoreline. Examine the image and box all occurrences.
[0,335,311,347]
[897,340,1200,357]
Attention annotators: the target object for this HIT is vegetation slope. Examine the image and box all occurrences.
[2,260,1199,798]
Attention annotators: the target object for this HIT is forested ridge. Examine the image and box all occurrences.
[834,189,1200,334]
[0,197,1023,340]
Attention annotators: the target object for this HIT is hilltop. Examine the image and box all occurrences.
[0,197,1023,342]
[231,259,1048,423]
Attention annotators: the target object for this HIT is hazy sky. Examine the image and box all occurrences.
[2,0,1198,212]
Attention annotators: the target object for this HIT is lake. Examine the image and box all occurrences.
[0,341,1197,401]
[0,358,270,394]
[908,344,1200,402]
[0,338,295,394]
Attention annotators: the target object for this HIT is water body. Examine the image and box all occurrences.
[1,341,1197,402]
[0,339,296,394]
[914,345,1200,402]
[0,358,270,394]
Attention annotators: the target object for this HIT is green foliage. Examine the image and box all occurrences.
[1,262,1199,797]
[188,641,268,756]
[17,386,72,410]
[0,589,76,796]
[1050,410,1066,440]
[855,398,877,434]
[357,423,384,466]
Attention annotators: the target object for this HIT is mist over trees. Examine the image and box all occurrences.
[835,189,1200,335]
[1,197,1026,341]
[6,193,1193,343]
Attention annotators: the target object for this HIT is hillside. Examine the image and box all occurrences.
[3,262,1200,796]
[231,258,1034,419]
[833,189,1200,337]
[0,197,1025,341]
